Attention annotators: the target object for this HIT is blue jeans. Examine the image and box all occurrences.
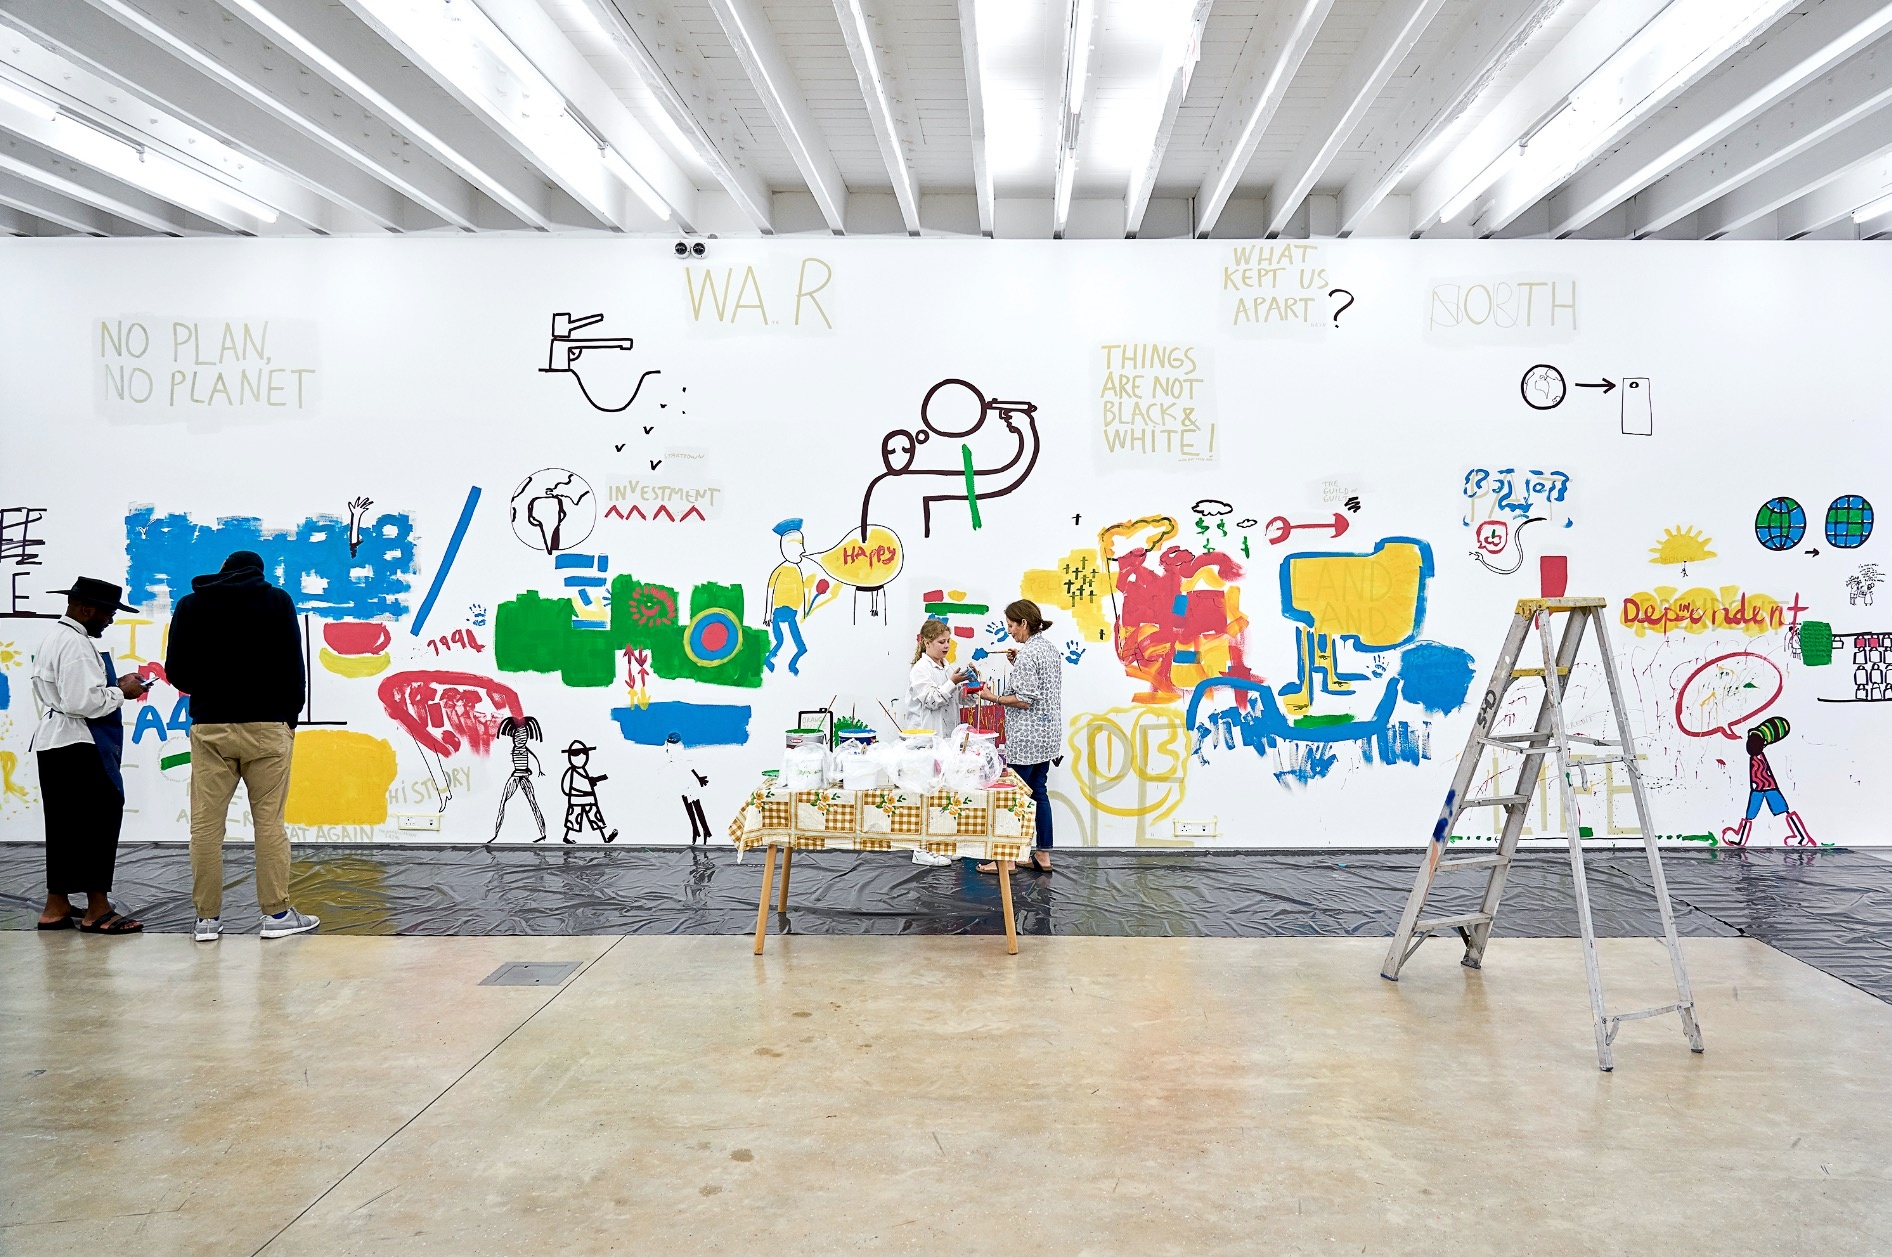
[1013,759,1052,849]
[765,606,806,675]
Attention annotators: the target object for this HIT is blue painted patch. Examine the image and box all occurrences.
[1397,642,1476,714]
[0,671,8,711]
[126,506,416,619]
[1277,743,1338,786]
[611,701,751,747]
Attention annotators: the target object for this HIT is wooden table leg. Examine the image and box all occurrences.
[753,843,778,955]
[998,849,1018,955]
[777,844,794,913]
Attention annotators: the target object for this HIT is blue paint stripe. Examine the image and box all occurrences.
[554,553,596,569]
[562,575,608,587]
[410,486,481,637]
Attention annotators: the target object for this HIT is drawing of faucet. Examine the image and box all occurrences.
[541,312,634,373]
[539,312,659,413]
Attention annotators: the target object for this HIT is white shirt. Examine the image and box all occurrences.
[29,616,125,751]
[905,656,962,738]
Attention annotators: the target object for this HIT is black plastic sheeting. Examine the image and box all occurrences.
[5,842,1890,1002]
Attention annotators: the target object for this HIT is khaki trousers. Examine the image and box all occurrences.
[189,722,295,919]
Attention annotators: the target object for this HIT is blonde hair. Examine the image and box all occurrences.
[913,618,951,663]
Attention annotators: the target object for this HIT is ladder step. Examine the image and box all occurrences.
[1511,667,1571,678]
[1438,855,1506,871]
[1460,793,1531,808]
[1415,913,1492,933]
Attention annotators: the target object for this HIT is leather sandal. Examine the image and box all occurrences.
[78,911,143,935]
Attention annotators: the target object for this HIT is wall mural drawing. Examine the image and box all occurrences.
[559,739,618,844]
[539,312,660,412]
[126,506,416,619]
[510,470,596,555]
[859,379,1041,539]
[490,714,547,843]
[1,238,1882,850]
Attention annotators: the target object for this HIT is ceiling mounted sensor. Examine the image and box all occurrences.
[673,240,707,257]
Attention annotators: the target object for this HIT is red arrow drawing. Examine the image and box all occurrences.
[1264,513,1351,545]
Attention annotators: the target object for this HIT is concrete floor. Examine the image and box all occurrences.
[3,934,1888,1255]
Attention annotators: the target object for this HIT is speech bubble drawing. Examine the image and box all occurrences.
[1673,651,1783,740]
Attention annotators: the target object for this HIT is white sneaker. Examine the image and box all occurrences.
[193,917,221,942]
[911,848,953,867]
[260,907,320,939]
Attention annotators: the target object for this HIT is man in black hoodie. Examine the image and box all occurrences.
[165,550,320,941]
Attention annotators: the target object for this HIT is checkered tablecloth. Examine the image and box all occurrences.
[726,770,1038,864]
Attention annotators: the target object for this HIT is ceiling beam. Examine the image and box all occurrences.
[1631,36,1892,237]
[1548,0,1892,237]
[0,198,55,233]
[1266,0,1449,238]
[1052,0,1097,239]
[834,0,919,235]
[1411,0,1669,232]
[1338,0,1563,237]
[1,0,415,232]
[0,167,126,232]
[1196,0,1336,237]
[1695,112,1892,237]
[0,41,326,232]
[458,0,699,229]
[705,0,847,232]
[73,0,480,230]
[1477,0,1802,235]
[1776,150,1892,237]
[1126,0,1211,238]
[0,95,268,233]
[569,0,772,234]
[0,133,208,233]
[219,0,581,230]
[954,0,993,236]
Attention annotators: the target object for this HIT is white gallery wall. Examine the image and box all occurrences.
[0,237,1884,849]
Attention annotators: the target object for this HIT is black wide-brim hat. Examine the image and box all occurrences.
[50,576,138,613]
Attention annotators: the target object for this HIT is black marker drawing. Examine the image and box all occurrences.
[859,378,1041,539]
[345,496,373,558]
[490,715,547,843]
[560,739,618,844]
[510,468,597,554]
[539,312,659,412]
[1520,364,1566,410]
[666,732,712,844]
[1328,288,1355,326]
[0,505,54,618]
[1192,499,1233,518]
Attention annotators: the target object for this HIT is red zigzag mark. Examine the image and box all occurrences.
[604,504,706,522]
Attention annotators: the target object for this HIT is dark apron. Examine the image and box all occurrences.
[62,622,125,799]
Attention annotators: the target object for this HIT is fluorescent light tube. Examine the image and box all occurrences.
[0,78,59,122]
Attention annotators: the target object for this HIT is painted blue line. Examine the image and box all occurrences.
[562,575,608,587]
[411,486,481,637]
[554,553,597,569]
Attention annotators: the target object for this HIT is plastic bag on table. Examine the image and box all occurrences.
[781,741,828,790]
[894,733,941,793]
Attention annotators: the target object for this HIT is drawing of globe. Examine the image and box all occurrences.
[1754,497,1805,551]
[1825,495,1874,548]
[1520,364,1566,410]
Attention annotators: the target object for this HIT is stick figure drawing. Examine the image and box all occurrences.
[489,714,546,843]
[560,739,619,845]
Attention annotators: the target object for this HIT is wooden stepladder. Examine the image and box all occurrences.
[1380,598,1704,1071]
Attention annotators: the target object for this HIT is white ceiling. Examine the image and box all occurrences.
[0,0,1888,239]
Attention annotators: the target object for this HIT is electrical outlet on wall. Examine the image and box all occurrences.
[1172,820,1218,839]
[396,813,442,833]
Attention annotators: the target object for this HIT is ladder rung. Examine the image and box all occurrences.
[1461,793,1531,808]
[1511,667,1571,678]
[1566,755,1629,767]
[1567,735,1620,747]
[1415,913,1492,933]
[1609,1003,1687,1025]
[1438,855,1506,871]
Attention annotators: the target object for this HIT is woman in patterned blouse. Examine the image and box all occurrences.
[978,598,1061,873]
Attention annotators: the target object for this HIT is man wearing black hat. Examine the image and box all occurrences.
[165,551,318,940]
[30,577,151,934]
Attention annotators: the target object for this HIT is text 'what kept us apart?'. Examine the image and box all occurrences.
[95,317,319,423]
[1092,343,1217,473]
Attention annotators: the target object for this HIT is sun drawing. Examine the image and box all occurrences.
[1650,525,1717,566]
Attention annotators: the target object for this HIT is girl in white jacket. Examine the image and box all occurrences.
[903,620,967,866]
